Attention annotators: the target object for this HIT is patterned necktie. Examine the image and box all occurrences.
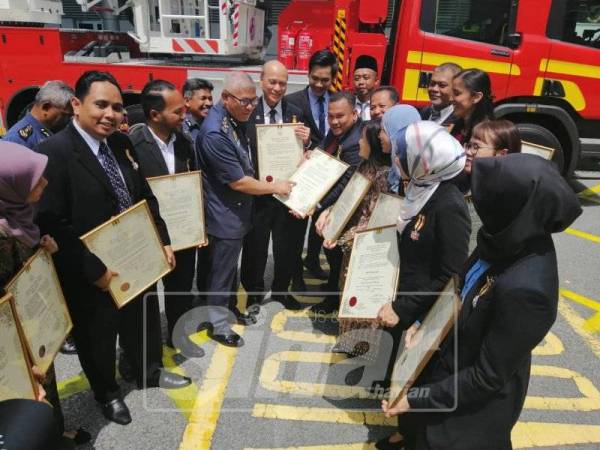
[269,108,277,124]
[317,95,326,135]
[98,142,132,212]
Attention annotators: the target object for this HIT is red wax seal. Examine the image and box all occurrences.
[266,175,273,182]
[349,296,357,307]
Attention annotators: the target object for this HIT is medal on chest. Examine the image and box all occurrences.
[410,214,426,241]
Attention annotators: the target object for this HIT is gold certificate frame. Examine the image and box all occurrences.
[256,123,304,182]
[389,277,461,408]
[0,294,37,402]
[274,149,349,218]
[322,171,372,242]
[80,200,172,309]
[6,249,73,374]
[339,226,400,320]
[147,171,207,252]
[367,192,405,229]
[521,140,555,160]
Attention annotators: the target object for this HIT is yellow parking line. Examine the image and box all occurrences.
[57,372,91,400]
[578,183,600,197]
[246,445,376,450]
[564,227,600,244]
[561,289,600,334]
[513,422,600,448]
[559,297,600,359]
[179,325,243,450]
[252,403,395,426]
[270,309,338,344]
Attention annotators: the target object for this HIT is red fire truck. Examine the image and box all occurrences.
[2,0,600,175]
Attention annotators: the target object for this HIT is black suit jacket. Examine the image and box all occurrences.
[248,97,304,180]
[128,124,196,178]
[35,122,170,286]
[405,236,558,450]
[419,104,458,127]
[285,87,324,149]
[319,119,364,209]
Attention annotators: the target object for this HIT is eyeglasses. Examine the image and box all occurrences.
[464,141,497,154]
[225,92,259,107]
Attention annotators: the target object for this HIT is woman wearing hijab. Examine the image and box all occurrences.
[0,141,90,448]
[375,121,470,449]
[381,154,582,450]
[379,105,421,194]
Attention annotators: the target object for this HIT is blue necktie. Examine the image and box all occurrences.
[317,95,325,135]
[98,142,132,212]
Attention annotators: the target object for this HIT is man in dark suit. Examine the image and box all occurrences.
[285,49,337,283]
[36,71,190,426]
[129,80,206,355]
[240,60,310,311]
[311,91,363,314]
[196,72,294,348]
[419,62,462,126]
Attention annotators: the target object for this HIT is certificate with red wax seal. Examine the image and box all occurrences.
[80,200,172,309]
[256,123,304,182]
[5,249,73,374]
[339,225,400,319]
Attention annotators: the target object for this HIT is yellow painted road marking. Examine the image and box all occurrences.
[578,183,600,197]
[179,324,243,450]
[561,289,600,334]
[532,332,564,356]
[252,403,395,426]
[524,365,600,411]
[271,309,337,344]
[259,350,371,398]
[57,372,91,400]
[564,228,600,245]
[513,422,600,448]
[247,444,376,450]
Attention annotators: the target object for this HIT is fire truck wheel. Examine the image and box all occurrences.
[516,122,565,174]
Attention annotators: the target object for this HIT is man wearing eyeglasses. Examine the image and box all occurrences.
[196,71,294,348]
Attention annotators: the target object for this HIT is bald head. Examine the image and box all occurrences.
[261,60,289,108]
[222,71,257,122]
[223,71,255,95]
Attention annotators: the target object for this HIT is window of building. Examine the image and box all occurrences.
[548,0,600,49]
[421,0,515,46]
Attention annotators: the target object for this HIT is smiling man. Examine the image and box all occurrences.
[420,62,462,125]
[353,55,380,121]
[182,78,214,143]
[35,71,188,426]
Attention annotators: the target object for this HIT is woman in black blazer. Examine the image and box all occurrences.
[375,121,470,448]
[381,154,582,450]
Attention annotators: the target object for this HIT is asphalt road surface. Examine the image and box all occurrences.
[56,163,600,450]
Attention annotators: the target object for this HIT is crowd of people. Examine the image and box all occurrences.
[0,47,583,450]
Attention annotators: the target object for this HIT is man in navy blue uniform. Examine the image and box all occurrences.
[196,72,294,347]
[182,78,214,144]
[3,81,74,149]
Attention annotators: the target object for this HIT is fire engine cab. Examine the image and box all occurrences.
[1,0,599,176]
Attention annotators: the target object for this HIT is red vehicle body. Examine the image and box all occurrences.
[2,0,600,175]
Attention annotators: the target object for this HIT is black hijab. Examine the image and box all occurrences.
[471,154,582,262]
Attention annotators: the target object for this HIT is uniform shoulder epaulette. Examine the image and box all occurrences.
[220,116,230,134]
[18,124,33,140]
[40,127,51,138]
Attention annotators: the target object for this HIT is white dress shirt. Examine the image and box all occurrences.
[355,99,371,121]
[262,98,284,124]
[148,127,176,175]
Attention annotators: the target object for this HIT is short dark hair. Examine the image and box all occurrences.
[141,79,177,119]
[371,86,399,104]
[182,78,214,98]
[75,71,122,101]
[472,119,522,154]
[435,62,462,76]
[309,49,338,78]
[329,91,356,109]
[362,119,390,167]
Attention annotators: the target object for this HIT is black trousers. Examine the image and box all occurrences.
[163,246,196,341]
[305,216,324,266]
[195,245,211,299]
[324,245,343,294]
[240,197,297,296]
[62,277,163,401]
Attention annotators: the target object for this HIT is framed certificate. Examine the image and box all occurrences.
[0,294,37,402]
[388,277,461,408]
[256,123,304,182]
[80,200,172,309]
[6,249,73,374]
[339,226,400,319]
[367,193,404,229]
[521,140,555,160]
[147,171,207,251]
[322,171,371,242]
[274,149,349,218]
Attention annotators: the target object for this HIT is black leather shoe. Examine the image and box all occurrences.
[310,296,339,314]
[271,294,304,310]
[100,398,131,425]
[118,353,135,382]
[141,370,192,389]
[60,335,77,355]
[303,259,329,280]
[209,330,244,347]
[246,294,264,308]
[375,434,405,450]
[233,307,258,325]
[167,338,205,358]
